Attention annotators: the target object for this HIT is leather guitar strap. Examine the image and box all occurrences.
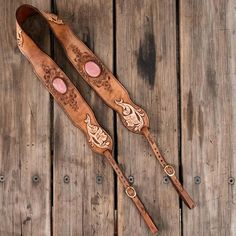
[16,4,158,234]
[42,7,196,209]
[16,3,196,232]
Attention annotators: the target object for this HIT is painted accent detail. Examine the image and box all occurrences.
[70,45,112,92]
[84,61,101,77]
[85,114,110,149]
[42,63,79,111]
[52,78,67,94]
[115,99,144,132]
[17,28,23,47]
[43,12,64,25]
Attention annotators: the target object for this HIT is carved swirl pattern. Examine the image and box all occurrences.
[43,12,64,25]
[70,45,112,92]
[85,114,110,149]
[42,63,79,111]
[16,27,23,47]
[115,99,144,132]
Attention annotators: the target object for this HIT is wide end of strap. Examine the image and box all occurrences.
[16,4,39,25]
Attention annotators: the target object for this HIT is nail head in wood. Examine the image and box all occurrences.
[0,175,5,183]
[194,176,201,184]
[63,175,70,183]
[128,175,134,184]
[32,175,40,183]
[228,177,235,185]
[163,176,169,184]
[96,175,103,184]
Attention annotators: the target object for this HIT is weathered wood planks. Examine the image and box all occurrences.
[0,1,51,235]
[116,1,180,235]
[1,0,236,235]
[180,0,236,235]
[52,1,114,235]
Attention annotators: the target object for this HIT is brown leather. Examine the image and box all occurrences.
[16,4,158,234]
[103,151,158,234]
[16,3,196,233]
[35,6,195,209]
[42,7,195,209]
[142,127,195,209]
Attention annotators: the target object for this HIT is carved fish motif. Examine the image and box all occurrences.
[85,114,110,149]
[115,99,144,132]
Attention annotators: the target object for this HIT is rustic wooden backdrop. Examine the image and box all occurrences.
[0,0,236,235]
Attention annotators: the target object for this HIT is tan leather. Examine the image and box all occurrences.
[36,7,195,210]
[16,4,158,234]
[44,8,195,209]
[142,127,195,209]
[16,3,195,233]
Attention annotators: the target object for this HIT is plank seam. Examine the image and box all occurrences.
[176,0,184,236]
[50,1,56,236]
[112,1,118,235]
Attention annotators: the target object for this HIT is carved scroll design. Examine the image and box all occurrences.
[43,12,64,25]
[42,63,79,111]
[70,45,112,92]
[85,114,110,149]
[115,99,144,132]
[16,26,23,47]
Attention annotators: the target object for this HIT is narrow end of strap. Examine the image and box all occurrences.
[150,223,159,235]
[142,127,196,210]
[170,176,196,209]
[140,206,159,234]
[134,196,159,234]
[103,150,158,234]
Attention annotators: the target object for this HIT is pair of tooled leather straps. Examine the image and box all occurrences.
[16,4,195,234]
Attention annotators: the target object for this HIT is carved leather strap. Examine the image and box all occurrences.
[16,4,158,234]
[36,6,195,208]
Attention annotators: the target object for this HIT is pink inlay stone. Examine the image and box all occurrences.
[84,61,101,77]
[52,78,67,94]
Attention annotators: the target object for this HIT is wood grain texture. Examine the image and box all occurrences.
[180,0,236,235]
[0,0,51,235]
[52,0,114,235]
[116,1,180,235]
[1,0,236,235]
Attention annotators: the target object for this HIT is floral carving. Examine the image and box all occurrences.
[42,63,79,111]
[17,28,23,47]
[70,45,112,92]
[43,12,64,24]
[85,114,110,149]
[115,99,144,132]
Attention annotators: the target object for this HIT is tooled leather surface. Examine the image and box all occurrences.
[15,4,158,234]
[16,2,195,210]
[16,17,112,154]
[16,5,195,233]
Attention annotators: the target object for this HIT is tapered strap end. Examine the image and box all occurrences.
[170,175,196,209]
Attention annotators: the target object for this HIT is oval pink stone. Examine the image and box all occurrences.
[84,61,101,77]
[52,78,67,94]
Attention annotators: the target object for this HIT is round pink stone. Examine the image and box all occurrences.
[52,78,67,94]
[84,61,101,77]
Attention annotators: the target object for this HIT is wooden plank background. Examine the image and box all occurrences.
[180,1,236,235]
[52,1,114,235]
[116,1,180,235]
[0,0,235,236]
[0,1,51,235]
